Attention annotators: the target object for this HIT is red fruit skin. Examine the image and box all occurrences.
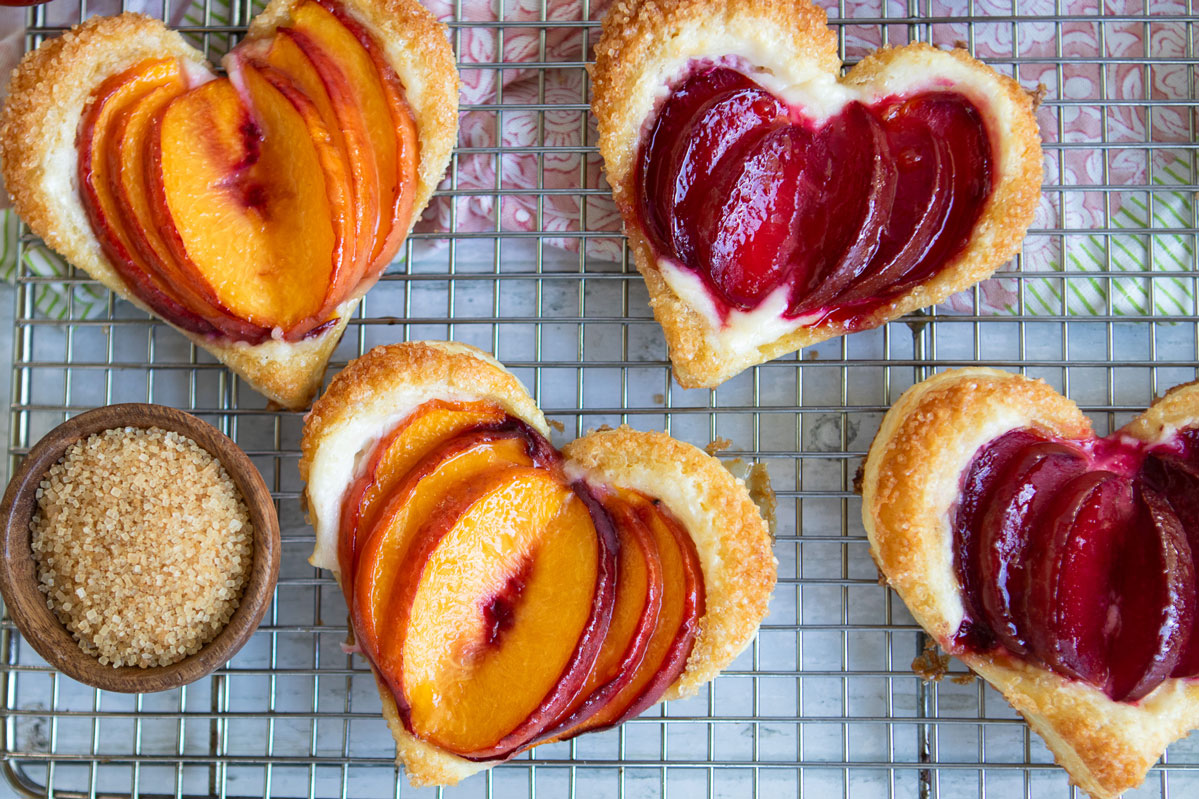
[834,104,948,306]
[952,429,1047,652]
[634,66,993,325]
[1024,472,1131,685]
[975,442,1088,656]
[786,104,897,316]
[1105,484,1195,702]
[952,423,1199,703]
[1143,453,1199,678]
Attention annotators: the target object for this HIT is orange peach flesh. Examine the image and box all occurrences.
[77,0,418,341]
[78,59,216,334]
[263,28,380,294]
[535,494,661,742]
[341,411,706,760]
[111,82,272,342]
[396,471,594,755]
[151,74,336,331]
[243,61,357,337]
[295,0,414,273]
[563,489,705,736]
[353,434,534,661]
[338,400,508,584]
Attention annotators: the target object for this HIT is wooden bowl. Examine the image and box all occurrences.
[0,404,280,693]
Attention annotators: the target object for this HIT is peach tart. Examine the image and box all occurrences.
[592,0,1043,388]
[862,369,1199,798]
[0,0,457,408]
[300,341,776,785]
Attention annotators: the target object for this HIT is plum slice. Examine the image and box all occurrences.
[1024,471,1131,684]
[952,429,1046,650]
[1142,453,1199,678]
[634,68,995,325]
[836,106,951,306]
[1105,484,1196,701]
[697,123,818,309]
[786,104,898,316]
[975,442,1087,655]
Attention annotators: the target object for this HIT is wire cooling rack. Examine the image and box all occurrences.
[4,0,1199,796]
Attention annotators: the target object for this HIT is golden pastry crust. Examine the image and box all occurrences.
[593,0,1043,388]
[299,340,550,486]
[300,342,775,786]
[563,426,776,698]
[861,368,1199,799]
[0,3,456,409]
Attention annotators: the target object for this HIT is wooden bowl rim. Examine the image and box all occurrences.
[0,403,280,693]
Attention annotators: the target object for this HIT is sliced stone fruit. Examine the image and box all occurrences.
[1023,471,1131,685]
[77,58,216,336]
[1105,484,1196,701]
[149,69,341,335]
[108,78,271,342]
[261,26,379,293]
[351,429,535,658]
[338,399,509,583]
[533,487,664,744]
[558,489,704,737]
[976,442,1087,656]
[388,470,617,758]
[292,0,418,276]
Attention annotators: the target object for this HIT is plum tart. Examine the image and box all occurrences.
[861,368,1199,799]
[0,0,457,408]
[592,0,1043,388]
[300,341,776,785]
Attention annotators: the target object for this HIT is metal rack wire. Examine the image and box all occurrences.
[3,0,1199,796]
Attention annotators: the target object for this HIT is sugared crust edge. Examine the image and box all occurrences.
[562,426,776,699]
[592,0,1043,388]
[860,368,1199,799]
[299,340,550,485]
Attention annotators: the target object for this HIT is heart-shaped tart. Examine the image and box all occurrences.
[300,341,776,785]
[592,0,1043,388]
[861,368,1199,799]
[0,0,457,408]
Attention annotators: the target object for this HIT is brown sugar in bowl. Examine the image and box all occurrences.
[0,404,280,693]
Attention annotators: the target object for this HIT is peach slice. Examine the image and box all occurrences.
[77,58,216,335]
[109,81,271,342]
[263,27,379,296]
[537,490,663,742]
[338,399,508,583]
[149,66,342,334]
[563,489,705,736]
[295,0,418,275]
[240,61,358,333]
[388,472,616,758]
[352,431,536,660]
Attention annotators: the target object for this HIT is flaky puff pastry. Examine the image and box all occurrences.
[592,0,1043,388]
[861,368,1199,799]
[300,341,776,786]
[0,2,456,409]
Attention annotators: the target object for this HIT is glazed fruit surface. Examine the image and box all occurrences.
[339,401,706,760]
[953,426,1199,702]
[636,66,994,326]
[76,0,417,342]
